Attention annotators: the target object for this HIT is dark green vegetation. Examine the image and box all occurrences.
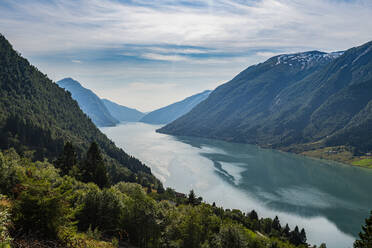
[102,98,145,122]
[57,78,119,127]
[140,90,211,124]
[0,147,314,248]
[354,211,372,248]
[159,41,372,159]
[0,34,161,191]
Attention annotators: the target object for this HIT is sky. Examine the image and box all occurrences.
[1,0,372,112]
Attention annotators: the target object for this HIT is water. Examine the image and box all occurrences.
[101,122,372,248]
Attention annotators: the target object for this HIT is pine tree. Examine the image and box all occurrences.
[283,223,290,237]
[188,189,196,205]
[54,142,77,176]
[81,142,109,188]
[272,216,281,231]
[300,228,307,244]
[248,210,258,221]
[354,211,372,248]
[289,226,301,246]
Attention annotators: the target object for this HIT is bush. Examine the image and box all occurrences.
[11,163,74,239]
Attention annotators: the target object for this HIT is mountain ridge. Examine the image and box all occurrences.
[158,41,372,158]
[57,77,119,127]
[140,90,212,124]
[102,98,145,122]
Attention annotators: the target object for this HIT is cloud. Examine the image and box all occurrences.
[2,0,372,55]
[141,53,188,62]
[1,0,372,110]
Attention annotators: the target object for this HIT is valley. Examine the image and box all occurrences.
[102,122,372,248]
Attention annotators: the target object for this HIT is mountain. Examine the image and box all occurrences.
[57,78,119,127]
[102,98,145,122]
[159,41,372,154]
[140,90,212,124]
[0,34,161,188]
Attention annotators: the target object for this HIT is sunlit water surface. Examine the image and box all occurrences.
[101,122,372,248]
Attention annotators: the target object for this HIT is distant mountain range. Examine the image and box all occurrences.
[57,78,119,127]
[57,78,145,126]
[140,90,212,124]
[102,98,145,122]
[159,41,372,155]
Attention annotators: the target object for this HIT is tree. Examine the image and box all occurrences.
[215,223,248,248]
[248,210,258,221]
[76,187,123,234]
[188,189,196,206]
[300,228,307,245]
[54,142,77,176]
[354,211,372,248]
[289,226,302,246]
[272,216,281,231]
[12,175,72,239]
[283,224,290,237]
[81,142,108,188]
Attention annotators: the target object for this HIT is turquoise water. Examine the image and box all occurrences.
[102,122,372,248]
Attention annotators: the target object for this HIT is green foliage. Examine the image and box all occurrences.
[0,195,12,247]
[352,158,372,168]
[0,150,19,195]
[80,142,109,188]
[115,182,161,247]
[76,187,124,234]
[54,142,78,176]
[213,223,250,248]
[354,211,372,248]
[11,162,75,239]
[0,149,314,248]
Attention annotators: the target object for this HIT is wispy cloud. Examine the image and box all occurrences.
[141,53,188,62]
[2,0,372,54]
[1,0,371,110]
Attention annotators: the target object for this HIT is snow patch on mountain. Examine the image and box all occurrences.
[275,51,344,69]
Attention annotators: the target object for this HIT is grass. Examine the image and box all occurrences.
[352,158,372,168]
[294,145,372,169]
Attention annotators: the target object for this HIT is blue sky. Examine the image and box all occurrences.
[1,0,372,111]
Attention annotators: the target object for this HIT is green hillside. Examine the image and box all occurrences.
[0,34,161,188]
[159,42,372,158]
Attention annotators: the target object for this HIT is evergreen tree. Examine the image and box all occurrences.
[272,216,281,231]
[300,228,307,244]
[283,224,290,237]
[354,211,372,248]
[289,226,301,246]
[248,210,258,221]
[54,142,77,176]
[188,189,196,206]
[81,142,109,188]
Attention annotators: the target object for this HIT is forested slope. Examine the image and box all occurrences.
[0,34,161,188]
[159,41,372,154]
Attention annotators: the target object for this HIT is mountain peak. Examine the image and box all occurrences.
[57,78,119,127]
[273,50,344,69]
[58,77,82,87]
